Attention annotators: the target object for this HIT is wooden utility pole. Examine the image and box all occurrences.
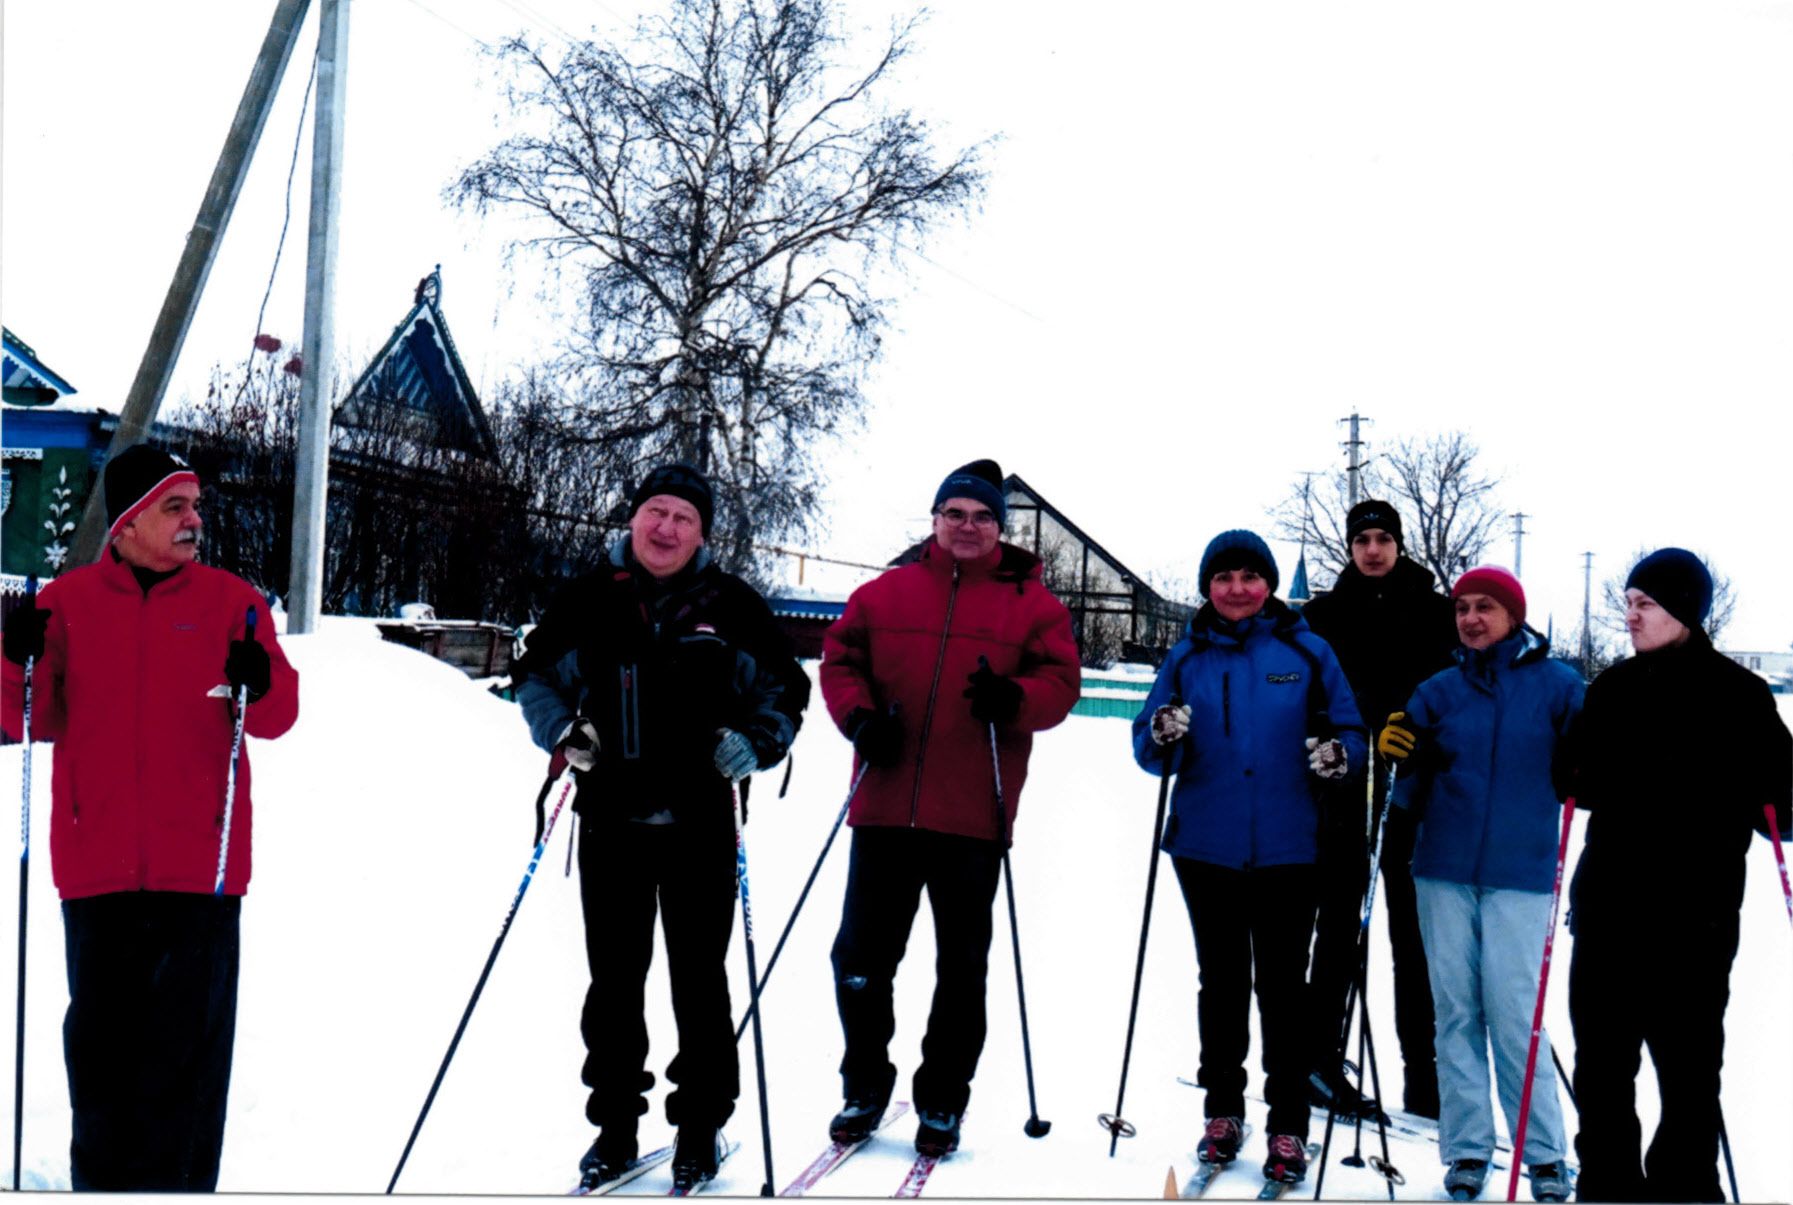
[1511,511,1529,577]
[68,0,314,566]
[287,0,350,635]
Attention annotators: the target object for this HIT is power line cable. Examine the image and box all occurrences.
[235,33,322,406]
[396,0,495,50]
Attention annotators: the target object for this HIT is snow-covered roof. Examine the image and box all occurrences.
[1,327,97,411]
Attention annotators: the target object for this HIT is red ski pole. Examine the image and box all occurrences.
[1763,804,1793,934]
[1507,798,1577,1202]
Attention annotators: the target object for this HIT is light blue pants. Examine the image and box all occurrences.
[1413,877,1568,1166]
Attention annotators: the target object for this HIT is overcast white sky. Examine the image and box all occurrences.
[5,1,1791,648]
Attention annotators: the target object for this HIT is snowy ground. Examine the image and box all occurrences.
[2,618,1790,1200]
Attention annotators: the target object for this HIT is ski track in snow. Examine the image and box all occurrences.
[1,617,1789,1199]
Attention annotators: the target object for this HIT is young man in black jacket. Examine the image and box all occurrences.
[1559,548,1792,1203]
[1299,500,1457,1119]
[515,464,809,1192]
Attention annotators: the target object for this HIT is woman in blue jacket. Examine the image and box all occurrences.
[1131,529,1366,1186]
[1379,566,1582,1203]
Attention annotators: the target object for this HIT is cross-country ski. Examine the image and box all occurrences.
[780,1100,912,1196]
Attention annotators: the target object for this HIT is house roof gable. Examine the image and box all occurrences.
[335,269,497,459]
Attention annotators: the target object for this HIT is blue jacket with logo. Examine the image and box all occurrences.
[1132,599,1367,869]
[1390,627,1584,892]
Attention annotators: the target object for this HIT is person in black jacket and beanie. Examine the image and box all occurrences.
[1299,500,1457,1119]
[1558,548,1792,1203]
[515,464,810,1192]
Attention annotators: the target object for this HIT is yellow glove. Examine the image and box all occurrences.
[1378,711,1418,761]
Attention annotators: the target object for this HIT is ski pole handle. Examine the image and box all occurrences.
[1764,803,1793,935]
[214,607,258,895]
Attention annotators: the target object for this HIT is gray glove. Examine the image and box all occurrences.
[713,728,759,782]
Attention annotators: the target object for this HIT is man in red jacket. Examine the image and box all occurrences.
[818,459,1079,1158]
[1,445,299,1192]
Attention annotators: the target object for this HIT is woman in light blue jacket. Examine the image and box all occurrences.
[1131,529,1366,1186]
[1381,566,1583,1203]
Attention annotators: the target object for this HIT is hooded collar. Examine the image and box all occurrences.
[1188,595,1306,649]
[912,538,1045,587]
[1454,624,1551,687]
[609,532,713,596]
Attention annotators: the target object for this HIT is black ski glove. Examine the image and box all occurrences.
[224,637,272,703]
[845,706,903,768]
[964,662,1023,725]
[2,606,50,667]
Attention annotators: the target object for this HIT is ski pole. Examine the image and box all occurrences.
[213,606,257,895]
[1550,1039,1576,1109]
[731,785,776,1197]
[734,731,883,1041]
[1718,1106,1739,1204]
[1506,797,1577,1203]
[1316,761,1402,1200]
[1763,804,1793,935]
[387,770,576,1193]
[1102,700,1180,1156]
[987,718,1050,1140]
[13,575,37,1192]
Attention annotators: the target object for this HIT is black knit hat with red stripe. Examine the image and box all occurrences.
[105,445,199,539]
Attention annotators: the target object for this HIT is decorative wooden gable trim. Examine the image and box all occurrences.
[2,327,78,407]
[335,268,498,459]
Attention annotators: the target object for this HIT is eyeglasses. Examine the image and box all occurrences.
[938,506,998,528]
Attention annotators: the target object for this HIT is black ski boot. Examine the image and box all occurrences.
[829,1094,891,1144]
[913,1108,961,1158]
[1308,1064,1382,1120]
[578,1128,639,1191]
[1444,1158,1489,1201]
[670,1126,723,1194]
[1528,1162,1574,1203]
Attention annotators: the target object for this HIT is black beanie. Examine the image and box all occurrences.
[932,459,1006,525]
[105,445,199,539]
[1625,547,1713,633]
[1346,499,1404,549]
[630,463,714,536]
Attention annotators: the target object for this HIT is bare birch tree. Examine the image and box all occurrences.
[452,0,986,574]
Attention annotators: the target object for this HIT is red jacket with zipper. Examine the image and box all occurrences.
[1,554,299,899]
[820,539,1080,842]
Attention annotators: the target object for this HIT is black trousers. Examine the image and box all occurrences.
[1175,858,1319,1138]
[1569,915,1739,1203]
[1308,780,1437,1107]
[830,826,1004,1115]
[578,813,740,1134]
[62,891,241,1193]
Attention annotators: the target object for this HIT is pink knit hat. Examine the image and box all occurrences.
[1452,565,1526,625]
